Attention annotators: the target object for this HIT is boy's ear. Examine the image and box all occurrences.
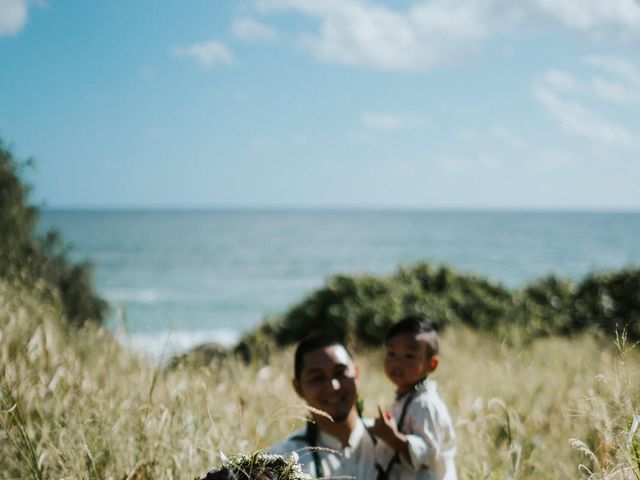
[427,355,439,373]
[292,378,304,398]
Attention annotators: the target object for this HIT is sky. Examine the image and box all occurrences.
[1,0,639,210]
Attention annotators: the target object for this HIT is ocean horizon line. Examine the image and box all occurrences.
[40,205,640,214]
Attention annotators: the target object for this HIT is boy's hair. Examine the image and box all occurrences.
[385,315,439,357]
[294,334,353,380]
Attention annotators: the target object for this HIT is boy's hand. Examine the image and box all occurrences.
[370,406,411,463]
[370,406,401,446]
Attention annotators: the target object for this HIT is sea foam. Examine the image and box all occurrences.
[115,328,240,360]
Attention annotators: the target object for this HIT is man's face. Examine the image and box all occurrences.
[293,345,358,423]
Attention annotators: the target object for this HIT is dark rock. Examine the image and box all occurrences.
[166,342,230,370]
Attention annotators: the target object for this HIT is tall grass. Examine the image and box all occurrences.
[1,279,639,479]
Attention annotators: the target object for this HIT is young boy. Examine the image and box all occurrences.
[370,315,457,480]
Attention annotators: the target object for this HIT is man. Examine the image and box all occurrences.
[270,335,377,479]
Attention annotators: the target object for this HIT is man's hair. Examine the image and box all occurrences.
[385,315,439,357]
[294,334,352,380]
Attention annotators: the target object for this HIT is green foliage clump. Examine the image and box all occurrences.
[573,269,640,340]
[516,275,576,336]
[199,452,310,480]
[243,262,640,354]
[273,274,400,346]
[0,137,107,326]
[270,262,515,347]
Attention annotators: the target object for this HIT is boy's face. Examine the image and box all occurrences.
[384,332,438,394]
[293,345,359,423]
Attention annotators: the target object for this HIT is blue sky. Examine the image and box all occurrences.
[1,0,639,209]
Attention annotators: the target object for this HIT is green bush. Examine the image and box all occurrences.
[0,137,107,326]
[400,263,514,331]
[573,268,640,340]
[515,275,576,336]
[270,262,518,349]
[242,263,640,357]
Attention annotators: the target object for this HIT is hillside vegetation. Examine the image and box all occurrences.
[236,263,640,361]
[0,138,106,327]
[2,278,640,479]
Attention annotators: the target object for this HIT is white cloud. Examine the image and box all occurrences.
[590,76,640,104]
[362,112,426,129]
[254,0,640,71]
[534,55,640,148]
[534,81,632,146]
[579,56,640,104]
[458,129,479,141]
[529,147,578,173]
[438,152,501,174]
[583,55,640,88]
[258,0,492,70]
[172,40,233,68]
[438,154,471,174]
[490,125,524,147]
[346,130,375,143]
[0,0,30,36]
[532,0,640,38]
[456,126,524,147]
[232,17,279,42]
[478,153,501,168]
[541,70,578,93]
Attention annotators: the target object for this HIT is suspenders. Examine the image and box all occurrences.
[375,383,422,480]
[290,421,325,478]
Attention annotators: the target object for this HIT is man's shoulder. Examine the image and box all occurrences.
[268,427,309,455]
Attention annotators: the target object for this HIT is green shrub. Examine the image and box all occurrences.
[573,268,640,340]
[515,275,576,336]
[242,263,640,358]
[0,137,107,326]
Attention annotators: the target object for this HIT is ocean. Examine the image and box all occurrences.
[39,210,640,358]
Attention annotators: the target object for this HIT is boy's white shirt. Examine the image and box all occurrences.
[269,416,378,479]
[374,379,457,480]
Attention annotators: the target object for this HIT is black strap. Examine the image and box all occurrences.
[290,421,324,478]
[376,382,423,480]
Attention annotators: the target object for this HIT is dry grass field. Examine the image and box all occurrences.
[2,279,640,479]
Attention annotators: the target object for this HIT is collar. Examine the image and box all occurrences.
[316,416,366,450]
[395,377,434,401]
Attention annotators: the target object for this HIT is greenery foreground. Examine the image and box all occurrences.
[2,277,640,479]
